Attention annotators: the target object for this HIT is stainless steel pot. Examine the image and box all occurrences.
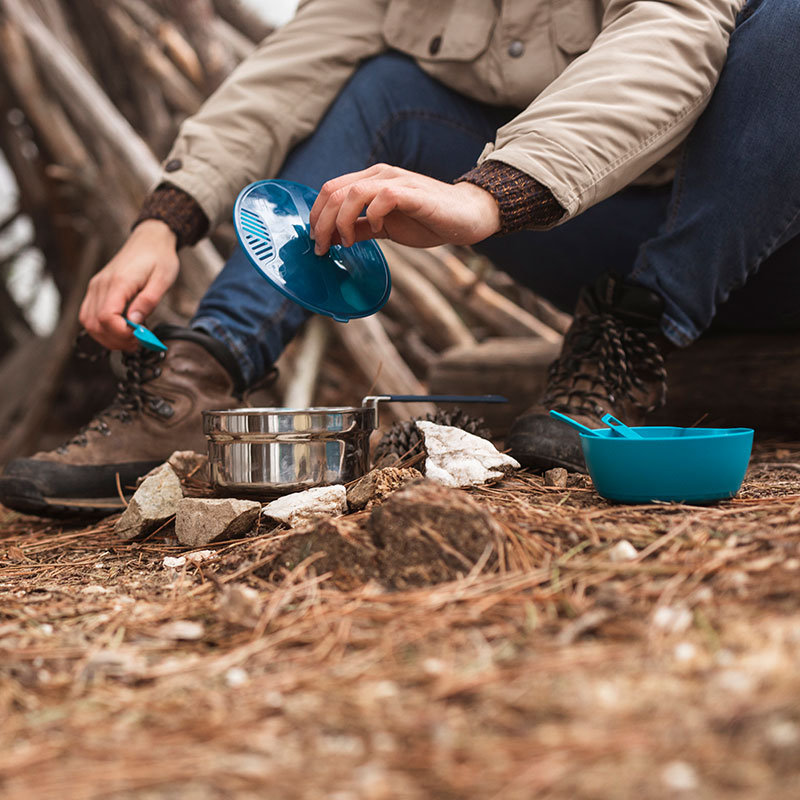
[203,394,506,497]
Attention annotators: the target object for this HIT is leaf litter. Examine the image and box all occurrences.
[1,441,799,799]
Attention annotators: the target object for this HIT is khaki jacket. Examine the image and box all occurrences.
[161,0,743,229]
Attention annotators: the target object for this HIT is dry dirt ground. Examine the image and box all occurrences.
[2,443,800,800]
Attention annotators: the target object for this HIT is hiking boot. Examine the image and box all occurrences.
[0,325,252,519]
[507,273,669,472]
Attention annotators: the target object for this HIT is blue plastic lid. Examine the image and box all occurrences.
[233,179,391,323]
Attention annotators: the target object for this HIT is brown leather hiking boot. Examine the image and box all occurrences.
[507,274,669,472]
[0,325,251,518]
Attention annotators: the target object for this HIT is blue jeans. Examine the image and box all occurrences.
[193,0,800,385]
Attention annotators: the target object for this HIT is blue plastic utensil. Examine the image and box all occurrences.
[601,413,643,439]
[233,179,391,323]
[548,409,603,437]
[125,318,167,352]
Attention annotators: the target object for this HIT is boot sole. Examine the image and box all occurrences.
[507,418,588,473]
[0,477,127,520]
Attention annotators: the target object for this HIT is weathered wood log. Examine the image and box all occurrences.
[2,0,158,189]
[0,237,102,463]
[3,0,224,289]
[400,245,564,344]
[212,0,273,43]
[103,5,204,115]
[32,0,94,73]
[117,0,205,88]
[383,243,477,352]
[212,16,256,61]
[166,0,237,91]
[429,338,561,436]
[283,316,331,409]
[430,333,800,438]
[649,333,800,433]
[0,19,92,171]
[333,315,436,421]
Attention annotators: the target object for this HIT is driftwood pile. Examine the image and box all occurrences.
[0,0,568,465]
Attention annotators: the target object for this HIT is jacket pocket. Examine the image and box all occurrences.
[383,0,497,62]
[551,0,602,56]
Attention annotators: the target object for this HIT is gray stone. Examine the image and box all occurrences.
[175,497,262,547]
[115,463,183,540]
[544,468,568,488]
[136,451,208,488]
[167,450,208,482]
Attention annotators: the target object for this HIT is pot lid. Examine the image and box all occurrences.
[233,179,391,323]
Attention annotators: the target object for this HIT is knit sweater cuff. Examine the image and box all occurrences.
[133,183,209,250]
[457,160,564,235]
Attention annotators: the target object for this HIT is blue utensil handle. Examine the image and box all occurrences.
[601,413,643,439]
[548,409,601,436]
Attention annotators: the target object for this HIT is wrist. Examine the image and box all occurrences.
[131,218,178,251]
[453,181,501,240]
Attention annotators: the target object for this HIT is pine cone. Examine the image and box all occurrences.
[373,408,491,470]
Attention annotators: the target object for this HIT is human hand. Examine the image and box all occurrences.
[79,220,180,351]
[308,164,501,255]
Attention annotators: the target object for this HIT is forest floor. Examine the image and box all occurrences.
[2,441,800,799]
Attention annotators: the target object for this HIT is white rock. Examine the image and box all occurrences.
[176,497,261,546]
[157,620,205,641]
[262,485,347,526]
[81,585,110,595]
[225,667,249,688]
[652,604,693,634]
[218,583,261,628]
[714,669,756,695]
[608,540,638,562]
[163,556,187,569]
[673,641,698,663]
[661,761,699,792]
[416,421,520,488]
[185,549,219,564]
[115,463,183,540]
[766,719,800,748]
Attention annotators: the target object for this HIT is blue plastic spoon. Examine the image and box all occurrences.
[601,413,643,439]
[548,409,604,437]
[125,318,168,352]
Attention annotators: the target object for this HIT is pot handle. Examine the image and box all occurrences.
[362,394,508,408]
[362,394,508,428]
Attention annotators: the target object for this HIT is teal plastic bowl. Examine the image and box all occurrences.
[580,426,754,504]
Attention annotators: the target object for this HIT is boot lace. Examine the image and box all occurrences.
[543,312,667,419]
[58,348,170,452]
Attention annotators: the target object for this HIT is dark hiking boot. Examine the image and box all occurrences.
[0,325,251,519]
[507,273,670,472]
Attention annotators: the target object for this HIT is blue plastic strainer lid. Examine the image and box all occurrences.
[233,179,391,323]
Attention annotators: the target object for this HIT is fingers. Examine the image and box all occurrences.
[309,163,391,230]
[312,180,380,254]
[87,277,138,351]
[127,268,174,324]
[78,228,180,351]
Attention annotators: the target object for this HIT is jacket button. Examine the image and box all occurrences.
[165,158,182,172]
[429,35,442,55]
[508,40,525,58]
